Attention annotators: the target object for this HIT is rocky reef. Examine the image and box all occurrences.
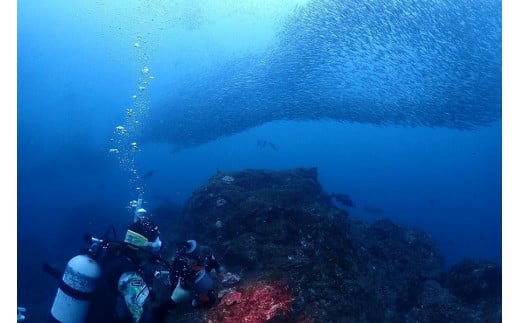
[154,167,501,322]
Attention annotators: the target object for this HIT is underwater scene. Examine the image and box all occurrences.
[17,1,502,322]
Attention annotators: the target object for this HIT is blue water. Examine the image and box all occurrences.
[17,0,501,320]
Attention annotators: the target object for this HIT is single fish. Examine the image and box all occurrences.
[330,193,355,207]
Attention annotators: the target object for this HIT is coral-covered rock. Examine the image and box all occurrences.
[155,167,501,322]
[446,259,501,304]
[204,280,294,323]
[220,271,241,288]
[221,290,242,306]
[405,280,475,322]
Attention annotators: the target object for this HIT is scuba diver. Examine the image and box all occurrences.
[149,239,225,320]
[109,205,166,322]
[168,239,224,309]
[45,196,231,323]
[46,198,173,323]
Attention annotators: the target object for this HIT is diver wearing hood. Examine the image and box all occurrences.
[110,206,168,323]
[124,207,162,254]
[167,239,223,309]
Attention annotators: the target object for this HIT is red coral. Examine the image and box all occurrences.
[222,290,242,306]
[204,280,294,323]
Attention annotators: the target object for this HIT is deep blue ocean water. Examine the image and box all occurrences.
[17,0,502,321]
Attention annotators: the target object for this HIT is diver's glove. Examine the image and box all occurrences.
[146,236,162,253]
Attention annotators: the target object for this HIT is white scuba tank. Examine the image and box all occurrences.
[171,278,192,303]
[49,254,101,323]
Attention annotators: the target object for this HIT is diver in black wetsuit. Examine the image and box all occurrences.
[87,207,170,323]
[140,239,225,322]
[46,200,225,322]
[170,239,223,308]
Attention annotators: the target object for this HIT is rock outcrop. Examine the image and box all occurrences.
[153,167,501,322]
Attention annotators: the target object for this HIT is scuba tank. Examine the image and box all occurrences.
[48,254,101,323]
[45,225,173,323]
[45,232,110,323]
